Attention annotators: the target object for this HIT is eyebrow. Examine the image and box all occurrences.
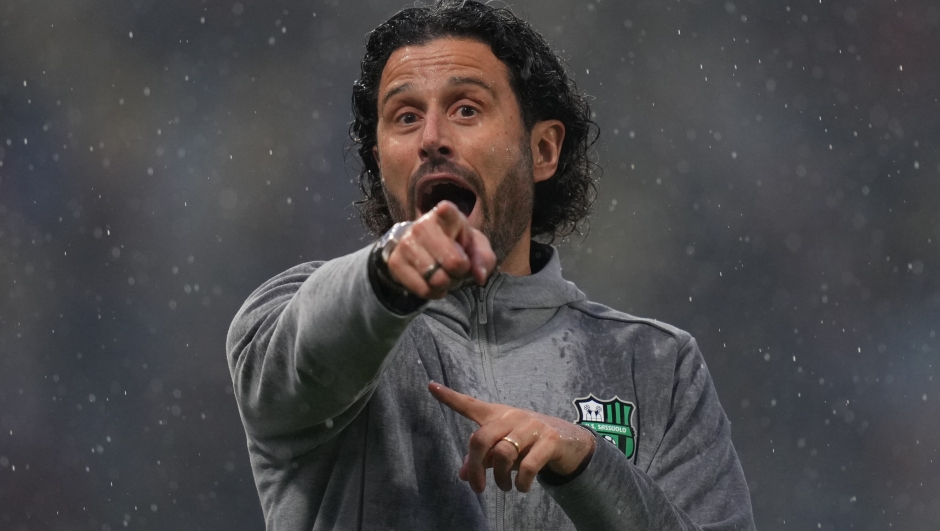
[447,76,496,98]
[380,76,497,108]
[381,82,413,108]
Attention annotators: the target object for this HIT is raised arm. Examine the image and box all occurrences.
[225,201,495,456]
[225,245,414,455]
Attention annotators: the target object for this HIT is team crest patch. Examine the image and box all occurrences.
[572,395,637,460]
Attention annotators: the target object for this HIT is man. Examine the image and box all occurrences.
[227,1,756,529]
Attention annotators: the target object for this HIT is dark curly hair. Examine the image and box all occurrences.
[350,0,598,239]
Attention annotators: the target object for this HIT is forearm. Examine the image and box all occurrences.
[541,439,702,530]
[226,245,422,445]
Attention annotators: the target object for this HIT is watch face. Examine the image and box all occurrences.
[380,235,395,264]
[381,222,412,264]
[391,221,412,238]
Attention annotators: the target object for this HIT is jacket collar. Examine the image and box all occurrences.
[491,242,585,310]
[425,242,585,344]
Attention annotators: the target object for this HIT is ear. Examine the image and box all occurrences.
[371,145,381,165]
[530,120,565,183]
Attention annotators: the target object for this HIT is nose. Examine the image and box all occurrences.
[419,110,453,162]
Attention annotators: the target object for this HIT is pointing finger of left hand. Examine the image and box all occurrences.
[428,382,496,425]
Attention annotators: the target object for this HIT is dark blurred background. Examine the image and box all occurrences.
[1,0,938,529]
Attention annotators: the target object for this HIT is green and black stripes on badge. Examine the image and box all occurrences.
[572,395,637,460]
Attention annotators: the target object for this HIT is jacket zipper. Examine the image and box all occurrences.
[475,282,506,530]
[475,283,496,395]
[476,283,488,324]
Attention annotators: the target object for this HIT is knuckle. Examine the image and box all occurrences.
[396,235,417,256]
[386,251,404,270]
[440,254,468,273]
[468,432,487,451]
[387,268,408,287]
[409,222,429,238]
[432,203,452,221]
[408,281,431,298]
[519,462,539,477]
[523,418,542,432]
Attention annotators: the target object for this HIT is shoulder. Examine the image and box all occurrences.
[231,261,328,327]
[240,260,328,301]
[567,299,693,350]
[566,301,718,412]
[257,260,328,287]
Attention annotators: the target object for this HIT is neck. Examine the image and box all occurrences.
[497,227,533,276]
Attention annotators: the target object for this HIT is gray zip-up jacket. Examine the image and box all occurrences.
[227,243,756,530]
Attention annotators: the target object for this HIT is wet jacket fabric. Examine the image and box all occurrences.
[226,243,756,531]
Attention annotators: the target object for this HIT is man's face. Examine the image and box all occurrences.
[373,37,535,264]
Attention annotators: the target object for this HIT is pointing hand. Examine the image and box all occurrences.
[385,201,496,299]
[428,382,596,493]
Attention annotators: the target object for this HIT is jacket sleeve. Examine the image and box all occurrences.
[539,337,756,531]
[225,245,421,458]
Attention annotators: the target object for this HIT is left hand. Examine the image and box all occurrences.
[428,382,596,493]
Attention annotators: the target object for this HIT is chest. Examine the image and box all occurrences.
[360,313,666,529]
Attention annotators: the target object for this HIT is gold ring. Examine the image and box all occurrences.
[422,262,442,282]
[500,436,521,454]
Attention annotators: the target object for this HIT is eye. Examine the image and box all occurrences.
[457,105,477,118]
[398,112,418,125]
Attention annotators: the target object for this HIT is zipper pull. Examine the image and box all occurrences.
[477,286,488,324]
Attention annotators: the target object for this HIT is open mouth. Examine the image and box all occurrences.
[419,181,477,217]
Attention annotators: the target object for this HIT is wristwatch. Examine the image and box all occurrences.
[369,222,426,314]
[378,221,413,265]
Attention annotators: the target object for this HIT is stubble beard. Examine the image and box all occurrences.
[382,143,534,268]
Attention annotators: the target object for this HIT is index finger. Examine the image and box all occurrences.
[433,202,494,284]
[460,228,496,285]
[431,201,469,241]
[428,382,494,425]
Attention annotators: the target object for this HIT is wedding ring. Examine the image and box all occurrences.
[500,436,521,454]
[422,261,443,282]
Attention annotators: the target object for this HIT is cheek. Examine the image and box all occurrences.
[377,138,411,195]
[475,133,524,174]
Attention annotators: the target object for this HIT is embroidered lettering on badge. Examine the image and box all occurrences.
[572,395,638,461]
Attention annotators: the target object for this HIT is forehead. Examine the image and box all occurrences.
[378,37,513,98]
